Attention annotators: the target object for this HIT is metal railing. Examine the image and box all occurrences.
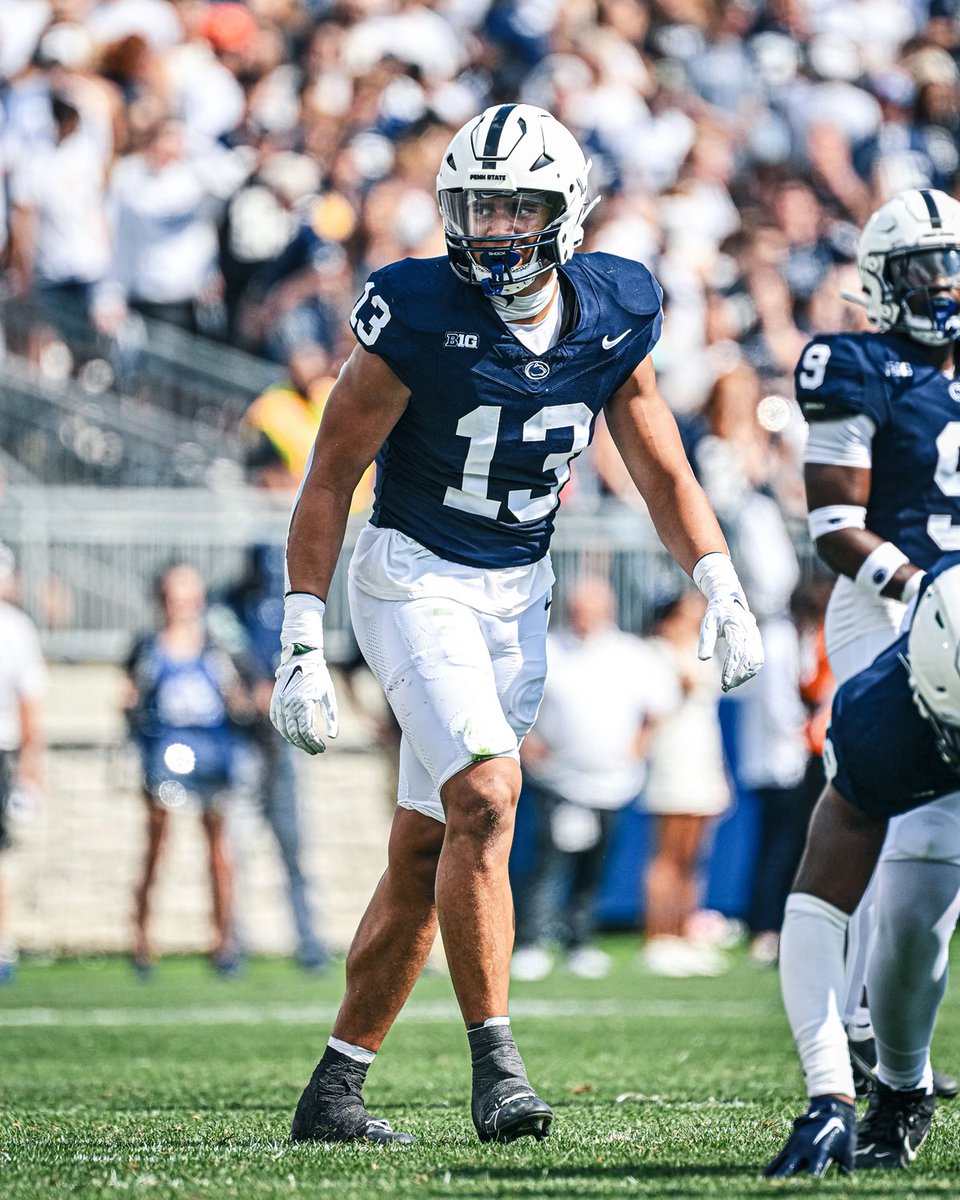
[0,356,248,487]
[1,299,282,431]
[0,487,708,661]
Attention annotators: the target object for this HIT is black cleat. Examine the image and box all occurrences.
[849,1036,878,1098]
[855,1081,935,1169]
[468,1023,553,1144]
[849,1034,958,1101]
[762,1096,856,1178]
[472,1083,553,1144]
[290,1052,415,1145]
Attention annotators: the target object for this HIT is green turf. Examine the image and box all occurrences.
[2,940,960,1198]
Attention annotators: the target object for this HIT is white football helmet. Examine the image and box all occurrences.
[436,104,598,296]
[856,188,960,346]
[908,563,960,771]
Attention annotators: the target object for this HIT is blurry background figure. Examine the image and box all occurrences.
[7,90,110,330]
[92,118,247,338]
[513,577,674,982]
[0,543,46,984]
[692,361,809,967]
[220,350,375,968]
[218,544,327,972]
[124,563,256,978]
[640,589,730,978]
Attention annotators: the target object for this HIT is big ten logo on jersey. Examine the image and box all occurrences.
[350,283,391,347]
[445,331,479,349]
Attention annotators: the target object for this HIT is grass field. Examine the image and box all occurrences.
[3,939,960,1199]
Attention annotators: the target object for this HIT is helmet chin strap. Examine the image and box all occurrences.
[487,273,558,319]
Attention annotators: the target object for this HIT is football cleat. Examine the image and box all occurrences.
[849,1036,878,1098]
[290,1057,415,1145]
[855,1082,935,1169]
[849,1035,958,1100]
[762,1096,856,1178]
[469,1023,553,1144]
[472,1081,554,1144]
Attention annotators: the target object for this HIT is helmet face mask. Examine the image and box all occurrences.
[436,104,598,297]
[856,189,960,347]
[887,247,960,344]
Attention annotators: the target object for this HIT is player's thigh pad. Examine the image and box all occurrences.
[350,585,523,793]
[882,792,960,864]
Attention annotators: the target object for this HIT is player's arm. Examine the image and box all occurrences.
[805,460,922,602]
[604,356,763,690]
[271,346,410,754]
[605,357,727,571]
[286,346,409,598]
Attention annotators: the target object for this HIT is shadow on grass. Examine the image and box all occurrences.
[439,1162,958,1197]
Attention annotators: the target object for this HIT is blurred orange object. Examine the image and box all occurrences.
[199,3,258,53]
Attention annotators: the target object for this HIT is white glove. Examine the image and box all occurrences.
[692,552,764,692]
[270,593,339,754]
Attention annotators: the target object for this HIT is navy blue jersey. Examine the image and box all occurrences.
[349,253,662,567]
[827,553,960,816]
[796,330,960,569]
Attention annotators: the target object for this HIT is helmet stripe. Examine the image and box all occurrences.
[482,104,518,159]
[920,189,943,229]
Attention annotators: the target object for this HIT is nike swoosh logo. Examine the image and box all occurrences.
[813,1117,845,1145]
[602,329,631,350]
[282,665,303,693]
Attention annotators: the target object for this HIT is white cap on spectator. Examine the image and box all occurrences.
[38,22,95,69]
[259,153,322,206]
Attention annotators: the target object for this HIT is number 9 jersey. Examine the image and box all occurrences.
[349,252,662,568]
[796,329,960,567]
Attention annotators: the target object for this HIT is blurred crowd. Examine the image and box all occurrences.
[2,0,957,407]
[2,0,960,975]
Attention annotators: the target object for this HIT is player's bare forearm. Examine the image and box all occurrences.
[806,462,920,599]
[286,346,410,600]
[605,359,728,574]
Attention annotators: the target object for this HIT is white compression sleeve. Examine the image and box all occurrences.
[869,859,960,1092]
[779,893,856,1099]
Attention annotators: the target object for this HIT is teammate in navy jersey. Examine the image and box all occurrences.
[269,104,763,1146]
[764,555,960,1176]
[772,187,960,1174]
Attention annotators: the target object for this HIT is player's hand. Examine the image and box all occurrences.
[692,551,764,692]
[698,592,764,692]
[761,1097,855,1178]
[270,594,339,754]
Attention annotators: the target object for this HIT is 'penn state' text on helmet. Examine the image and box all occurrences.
[436,104,598,297]
[856,188,960,346]
[908,562,960,771]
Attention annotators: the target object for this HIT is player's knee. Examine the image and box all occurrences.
[442,766,518,851]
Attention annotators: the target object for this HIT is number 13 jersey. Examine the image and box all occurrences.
[349,252,662,570]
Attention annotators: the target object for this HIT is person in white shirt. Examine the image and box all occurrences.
[0,543,46,985]
[641,589,732,977]
[94,119,246,335]
[513,576,677,981]
[8,92,110,317]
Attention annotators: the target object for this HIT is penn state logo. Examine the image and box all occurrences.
[523,360,550,381]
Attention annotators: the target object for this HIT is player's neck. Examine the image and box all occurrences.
[488,273,559,324]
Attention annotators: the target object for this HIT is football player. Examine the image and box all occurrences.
[764,554,960,1176]
[269,104,763,1144]
[797,188,960,1105]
